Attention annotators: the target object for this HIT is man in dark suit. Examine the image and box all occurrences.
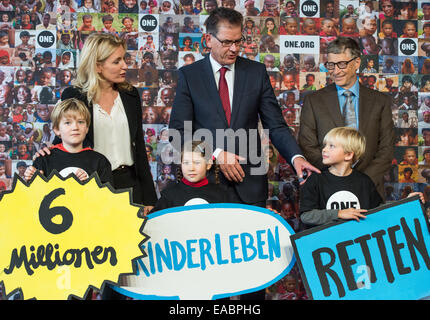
[299,37,395,199]
[170,7,318,208]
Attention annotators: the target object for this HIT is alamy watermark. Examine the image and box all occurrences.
[161,121,270,176]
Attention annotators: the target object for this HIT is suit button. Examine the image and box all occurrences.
[132,142,136,147]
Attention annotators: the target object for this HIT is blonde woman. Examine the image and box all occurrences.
[37,33,157,212]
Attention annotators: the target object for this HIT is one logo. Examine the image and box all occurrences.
[301,0,318,17]
[59,167,88,179]
[399,38,417,55]
[326,191,361,210]
[184,198,209,206]
[37,30,55,48]
[140,15,158,32]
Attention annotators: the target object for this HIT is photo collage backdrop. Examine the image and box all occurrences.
[0,0,429,300]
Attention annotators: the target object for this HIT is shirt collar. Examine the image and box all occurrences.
[51,143,92,153]
[209,53,235,73]
[336,76,360,97]
[181,177,209,187]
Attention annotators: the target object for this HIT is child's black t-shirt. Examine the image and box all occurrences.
[150,178,237,213]
[299,169,382,226]
[33,144,113,184]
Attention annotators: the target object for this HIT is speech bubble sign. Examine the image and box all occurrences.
[117,204,296,300]
[291,197,430,300]
[0,172,146,300]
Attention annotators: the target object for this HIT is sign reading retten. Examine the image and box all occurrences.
[291,197,430,300]
[0,172,145,300]
[280,35,320,54]
[117,204,296,300]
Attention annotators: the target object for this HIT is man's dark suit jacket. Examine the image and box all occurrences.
[60,86,157,206]
[169,55,302,204]
[299,83,395,199]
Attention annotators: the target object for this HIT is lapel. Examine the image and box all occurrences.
[119,89,138,141]
[358,85,372,134]
[87,99,95,147]
[323,84,344,127]
[201,55,230,128]
[323,83,373,132]
[230,57,246,129]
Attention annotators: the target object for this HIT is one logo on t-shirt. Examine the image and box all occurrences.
[59,167,88,179]
[326,191,361,210]
[184,198,209,206]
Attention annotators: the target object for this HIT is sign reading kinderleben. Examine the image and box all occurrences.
[117,204,296,300]
[291,196,430,300]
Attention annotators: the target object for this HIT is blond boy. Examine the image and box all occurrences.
[24,98,113,184]
[299,127,380,226]
[300,127,423,226]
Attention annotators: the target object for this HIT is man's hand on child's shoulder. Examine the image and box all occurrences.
[337,208,367,222]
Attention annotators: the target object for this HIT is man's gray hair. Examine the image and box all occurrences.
[327,37,361,58]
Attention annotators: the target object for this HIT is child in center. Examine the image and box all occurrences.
[24,98,113,184]
[150,140,235,212]
[299,127,422,227]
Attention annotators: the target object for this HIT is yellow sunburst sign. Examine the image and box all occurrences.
[0,172,146,300]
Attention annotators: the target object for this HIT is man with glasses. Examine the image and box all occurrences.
[170,10,318,298]
[171,7,318,206]
[299,37,394,199]
[170,9,320,299]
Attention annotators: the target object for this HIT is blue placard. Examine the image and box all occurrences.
[290,196,430,300]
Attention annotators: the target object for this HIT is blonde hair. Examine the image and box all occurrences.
[51,98,91,130]
[323,127,366,163]
[73,33,132,103]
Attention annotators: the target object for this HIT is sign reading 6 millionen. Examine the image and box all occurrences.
[0,172,146,300]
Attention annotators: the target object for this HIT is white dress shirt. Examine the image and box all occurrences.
[209,54,234,111]
[92,93,134,170]
[209,54,303,166]
[209,54,234,159]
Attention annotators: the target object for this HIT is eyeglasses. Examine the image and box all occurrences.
[210,33,245,47]
[324,57,358,70]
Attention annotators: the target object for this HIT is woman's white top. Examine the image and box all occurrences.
[92,93,134,170]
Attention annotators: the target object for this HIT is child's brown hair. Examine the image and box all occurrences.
[177,140,220,183]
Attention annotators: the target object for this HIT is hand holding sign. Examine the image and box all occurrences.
[337,208,367,222]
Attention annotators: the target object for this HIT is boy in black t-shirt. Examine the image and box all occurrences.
[24,98,113,184]
[150,140,235,213]
[300,127,421,227]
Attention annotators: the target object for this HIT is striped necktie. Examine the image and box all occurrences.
[342,90,357,128]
